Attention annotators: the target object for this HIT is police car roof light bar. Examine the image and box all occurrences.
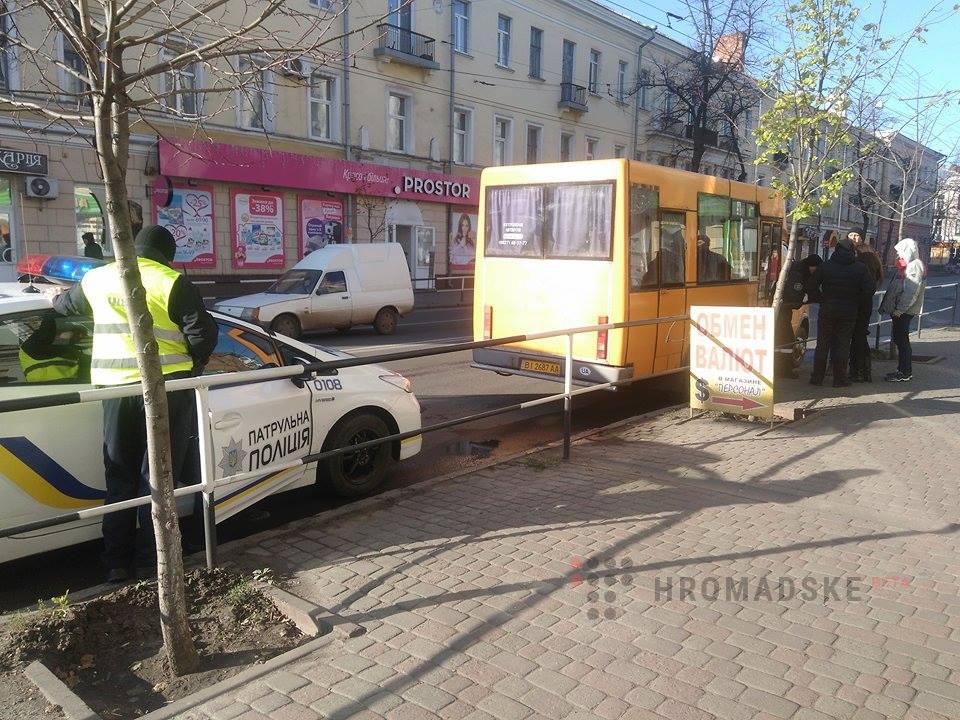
[16,254,106,283]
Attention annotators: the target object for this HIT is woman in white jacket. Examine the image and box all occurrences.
[880,238,926,382]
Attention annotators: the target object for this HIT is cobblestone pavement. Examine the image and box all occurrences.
[181,328,960,720]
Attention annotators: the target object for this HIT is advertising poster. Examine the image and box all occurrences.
[231,189,285,269]
[448,211,478,274]
[154,185,216,268]
[298,196,344,258]
[689,305,774,420]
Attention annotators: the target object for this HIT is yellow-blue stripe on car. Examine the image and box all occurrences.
[0,437,106,509]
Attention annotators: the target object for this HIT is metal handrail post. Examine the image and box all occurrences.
[917,294,925,338]
[194,386,218,570]
[562,333,573,460]
[954,283,960,326]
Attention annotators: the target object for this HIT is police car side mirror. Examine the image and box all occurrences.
[290,375,306,388]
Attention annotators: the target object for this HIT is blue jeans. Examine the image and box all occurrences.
[891,314,914,376]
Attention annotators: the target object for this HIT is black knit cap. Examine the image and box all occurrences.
[135,224,177,263]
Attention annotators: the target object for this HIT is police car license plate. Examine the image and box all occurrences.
[520,358,562,376]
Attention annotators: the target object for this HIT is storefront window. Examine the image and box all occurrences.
[74,186,112,256]
[1,177,13,264]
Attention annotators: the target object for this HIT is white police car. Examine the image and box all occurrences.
[0,256,422,563]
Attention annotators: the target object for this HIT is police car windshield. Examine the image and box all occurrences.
[267,270,322,295]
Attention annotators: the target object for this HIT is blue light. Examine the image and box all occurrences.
[42,256,105,281]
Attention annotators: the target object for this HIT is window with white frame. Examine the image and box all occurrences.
[162,45,199,116]
[238,56,268,129]
[497,15,511,67]
[560,132,574,162]
[529,27,543,79]
[639,69,650,109]
[588,50,601,95]
[1,5,12,91]
[493,116,512,165]
[309,71,335,140]
[617,61,628,103]
[454,0,470,54]
[586,137,599,160]
[60,34,88,98]
[614,144,626,159]
[388,91,410,153]
[453,107,472,164]
[526,124,542,163]
[309,0,336,9]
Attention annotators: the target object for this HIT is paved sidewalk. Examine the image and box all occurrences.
[180,328,960,720]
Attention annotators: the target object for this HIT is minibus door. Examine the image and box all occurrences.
[655,210,688,373]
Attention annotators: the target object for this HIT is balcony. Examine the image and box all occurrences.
[559,82,588,112]
[374,24,439,70]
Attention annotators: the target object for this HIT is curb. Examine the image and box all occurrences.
[24,661,101,720]
[138,634,336,720]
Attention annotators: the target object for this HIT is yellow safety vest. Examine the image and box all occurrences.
[81,258,193,386]
[18,347,79,383]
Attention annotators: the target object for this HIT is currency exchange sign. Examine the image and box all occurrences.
[689,305,775,419]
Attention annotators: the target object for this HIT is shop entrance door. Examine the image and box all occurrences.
[0,177,16,281]
[389,223,436,289]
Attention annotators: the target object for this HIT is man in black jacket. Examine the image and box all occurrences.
[774,254,822,378]
[811,236,875,387]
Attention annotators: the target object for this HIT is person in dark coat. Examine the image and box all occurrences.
[810,236,875,387]
[848,232,884,382]
[774,254,822,379]
[82,232,104,260]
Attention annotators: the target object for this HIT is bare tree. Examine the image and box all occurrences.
[862,88,958,264]
[0,0,383,675]
[645,0,767,176]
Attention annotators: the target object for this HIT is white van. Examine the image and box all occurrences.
[215,244,414,338]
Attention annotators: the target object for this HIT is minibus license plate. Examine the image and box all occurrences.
[520,359,561,376]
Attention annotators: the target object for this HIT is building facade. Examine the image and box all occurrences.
[0,0,760,290]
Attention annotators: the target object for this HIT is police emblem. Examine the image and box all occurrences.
[218,437,247,475]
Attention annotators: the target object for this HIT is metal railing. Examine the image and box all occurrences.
[869,282,959,351]
[376,23,437,62]
[410,273,473,300]
[559,82,588,110]
[0,314,686,570]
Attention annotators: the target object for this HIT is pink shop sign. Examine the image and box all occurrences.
[159,139,479,206]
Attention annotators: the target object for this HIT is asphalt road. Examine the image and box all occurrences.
[0,302,687,611]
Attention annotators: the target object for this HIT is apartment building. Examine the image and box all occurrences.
[933,164,960,264]
[0,0,759,286]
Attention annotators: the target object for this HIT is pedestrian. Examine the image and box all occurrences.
[879,238,926,382]
[52,225,218,583]
[774,254,822,379]
[82,231,104,260]
[847,232,884,382]
[810,235,875,387]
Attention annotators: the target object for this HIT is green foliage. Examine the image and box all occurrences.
[755,0,882,220]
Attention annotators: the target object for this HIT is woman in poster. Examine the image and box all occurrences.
[449,213,476,271]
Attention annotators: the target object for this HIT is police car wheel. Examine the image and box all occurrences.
[323,413,392,497]
[271,314,301,339]
[373,307,399,335]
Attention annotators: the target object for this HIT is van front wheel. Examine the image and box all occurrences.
[270,314,301,339]
[374,307,399,335]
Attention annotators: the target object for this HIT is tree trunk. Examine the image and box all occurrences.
[93,103,199,677]
[771,216,801,319]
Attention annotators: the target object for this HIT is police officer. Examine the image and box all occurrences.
[774,254,823,379]
[53,225,218,583]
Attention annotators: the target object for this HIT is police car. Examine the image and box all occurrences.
[0,255,422,563]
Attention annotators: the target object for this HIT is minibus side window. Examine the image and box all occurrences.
[697,195,759,283]
[629,184,659,290]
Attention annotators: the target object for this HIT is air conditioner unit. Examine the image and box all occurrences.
[25,176,59,199]
[280,58,308,79]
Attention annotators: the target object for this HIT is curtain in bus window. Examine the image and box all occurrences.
[697,194,732,282]
[484,186,544,257]
[545,183,613,259]
[630,184,659,290]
